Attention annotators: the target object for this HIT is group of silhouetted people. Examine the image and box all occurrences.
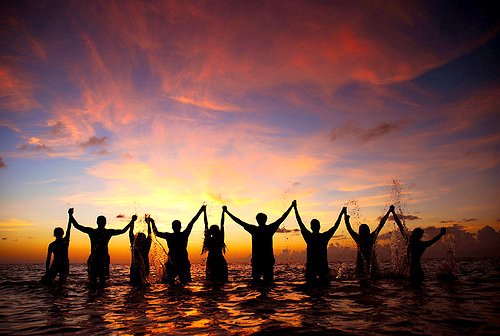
[42,202,446,287]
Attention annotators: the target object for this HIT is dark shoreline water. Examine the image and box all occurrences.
[0,258,499,335]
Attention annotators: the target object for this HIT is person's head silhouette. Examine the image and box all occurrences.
[97,215,106,229]
[256,213,267,226]
[358,224,370,238]
[53,227,64,239]
[208,224,220,238]
[135,232,147,246]
[310,219,320,233]
[172,220,182,233]
[410,228,424,242]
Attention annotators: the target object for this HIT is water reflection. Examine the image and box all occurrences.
[0,259,499,335]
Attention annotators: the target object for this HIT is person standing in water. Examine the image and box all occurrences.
[224,201,295,283]
[202,207,228,283]
[129,215,153,286]
[70,209,135,285]
[293,203,346,284]
[391,207,446,284]
[150,205,205,284]
[42,208,73,284]
[345,205,393,280]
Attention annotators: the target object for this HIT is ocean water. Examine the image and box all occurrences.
[0,259,498,335]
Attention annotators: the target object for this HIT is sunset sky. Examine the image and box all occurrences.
[1,0,499,264]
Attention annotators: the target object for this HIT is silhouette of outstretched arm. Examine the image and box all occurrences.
[345,212,359,241]
[221,209,225,242]
[150,217,168,239]
[110,215,136,236]
[391,206,408,241]
[146,215,152,238]
[325,207,346,238]
[203,207,209,233]
[65,208,73,241]
[269,201,295,233]
[293,202,310,236]
[223,206,254,233]
[129,220,135,246]
[423,228,446,247]
[69,210,93,234]
[45,244,53,273]
[185,205,205,236]
[372,206,392,237]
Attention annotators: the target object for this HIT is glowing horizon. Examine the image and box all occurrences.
[1,1,499,264]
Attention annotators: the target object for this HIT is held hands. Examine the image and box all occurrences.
[68,208,74,215]
[132,215,137,222]
[389,205,395,212]
[342,206,347,214]
[440,227,447,235]
[222,205,227,212]
[292,200,297,208]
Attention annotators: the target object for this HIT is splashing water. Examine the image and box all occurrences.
[437,234,458,281]
[386,179,410,276]
[344,199,361,223]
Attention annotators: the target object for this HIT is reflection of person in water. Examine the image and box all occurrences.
[42,208,73,285]
[391,208,446,284]
[150,205,205,284]
[224,201,294,283]
[345,206,392,280]
[202,207,228,283]
[129,215,152,286]
[70,209,134,285]
[294,203,346,284]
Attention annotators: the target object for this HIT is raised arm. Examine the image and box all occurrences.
[270,201,295,233]
[69,210,92,234]
[293,202,309,235]
[185,205,205,236]
[325,207,346,237]
[45,245,53,273]
[220,209,225,241]
[150,217,168,239]
[345,212,358,241]
[223,206,254,232]
[391,206,408,241]
[64,208,73,241]
[146,215,152,238]
[373,206,392,237]
[424,228,446,247]
[111,215,136,236]
[129,220,135,246]
[203,207,209,233]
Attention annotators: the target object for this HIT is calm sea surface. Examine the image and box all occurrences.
[0,259,498,335]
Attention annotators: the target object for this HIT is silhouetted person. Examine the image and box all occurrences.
[150,205,205,284]
[42,208,73,284]
[224,201,294,283]
[392,208,446,284]
[202,208,228,283]
[294,203,346,284]
[345,206,392,280]
[70,209,134,285]
[129,215,152,286]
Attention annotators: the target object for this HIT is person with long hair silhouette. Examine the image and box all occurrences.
[129,215,152,286]
[224,201,295,283]
[202,207,228,283]
[150,205,205,284]
[70,209,135,285]
[391,208,446,284]
[293,203,346,284]
[42,208,73,284]
[345,206,393,280]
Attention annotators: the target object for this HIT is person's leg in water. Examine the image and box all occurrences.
[262,263,274,283]
[252,262,264,282]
